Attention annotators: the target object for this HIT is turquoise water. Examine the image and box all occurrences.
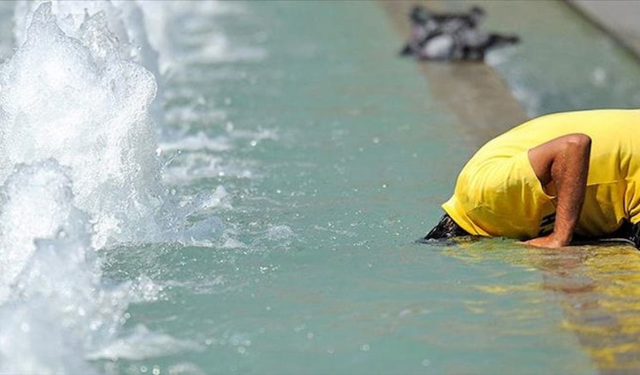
[3,1,640,374]
[104,1,601,373]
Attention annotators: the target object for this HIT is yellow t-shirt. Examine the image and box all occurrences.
[443,109,640,239]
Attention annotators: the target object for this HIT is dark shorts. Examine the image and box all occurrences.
[584,221,640,249]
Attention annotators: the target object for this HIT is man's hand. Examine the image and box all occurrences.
[525,234,569,248]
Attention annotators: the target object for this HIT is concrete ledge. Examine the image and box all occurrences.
[566,0,640,60]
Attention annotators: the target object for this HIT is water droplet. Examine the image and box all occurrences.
[140,366,148,373]
[307,332,314,339]
[152,367,161,375]
[237,346,246,354]
[372,137,380,144]
[360,344,370,352]
[294,324,306,332]
[20,323,30,333]
[422,359,431,367]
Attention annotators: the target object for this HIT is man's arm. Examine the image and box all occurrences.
[525,133,591,248]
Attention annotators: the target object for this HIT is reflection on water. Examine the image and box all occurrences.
[539,246,640,372]
[446,240,640,372]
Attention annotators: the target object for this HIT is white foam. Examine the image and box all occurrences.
[165,105,228,130]
[265,225,294,241]
[0,161,115,373]
[0,160,88,301]
[163,151,255,185]
[130,274,166,303]
[166,362,207,375]
[3,3,167,248]
[14,0,160,80]
[0,2,224,373]
[87,325,203,361]
[136,0,250,71]
[160,132,233,153]
[15,0,167,134]
[185,35,268,64]
[221,236,248,249]
[201,186,233,210]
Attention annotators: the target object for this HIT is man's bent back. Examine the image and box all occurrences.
[436,109,640,246]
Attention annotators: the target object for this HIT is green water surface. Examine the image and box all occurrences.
[99,1,640,373]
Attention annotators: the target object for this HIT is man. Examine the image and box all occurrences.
[424,109,640,248]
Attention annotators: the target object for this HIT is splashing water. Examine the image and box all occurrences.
[14,0,161,91]
[14,0,166,128]
[2,2,164,248]
[0,161,118,373]
[0,1,220,373]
